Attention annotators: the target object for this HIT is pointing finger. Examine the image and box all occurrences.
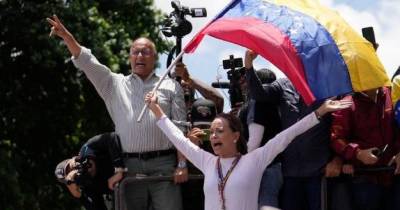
[53,14,62,24]
[46,17,56,26]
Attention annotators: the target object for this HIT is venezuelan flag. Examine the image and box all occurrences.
[184,0,390,104]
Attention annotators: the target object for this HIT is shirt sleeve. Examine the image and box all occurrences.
[250,111,320,170]
[156,115,214,172]
[71,46,117,101]
[330,98,359,160]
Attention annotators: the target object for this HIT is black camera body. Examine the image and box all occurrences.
[70,157,92,186]
[161,0,207,38]
[163,1,207,85]
[212,55,245,107]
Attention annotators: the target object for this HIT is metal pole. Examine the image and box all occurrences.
[136,51,185,122]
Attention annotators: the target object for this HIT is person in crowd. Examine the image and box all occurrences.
[144,90,351,210]
[237,68,283,210]
[188,98,217,152]
[244,50,344,210]
[239,68,281,151]
[174,62,224,114]
[55,132,124,210]
[330,87,400,210]
[181,98,218,210]
[172,55,223,210]
[47,15,186,210]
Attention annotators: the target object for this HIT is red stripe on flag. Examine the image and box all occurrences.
[184,17,315,103]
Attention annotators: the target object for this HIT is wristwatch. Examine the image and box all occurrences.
[114,167,127,173]
[177,160,187,169]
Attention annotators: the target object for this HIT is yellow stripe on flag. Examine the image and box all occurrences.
[265,0,390,92]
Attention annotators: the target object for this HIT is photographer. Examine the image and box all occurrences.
[55,132,125,210]
[238,68,283,210]
[174,62,224,114]
[245,49,344,210]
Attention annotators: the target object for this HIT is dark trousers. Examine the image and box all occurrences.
[259,162,283,208]
[123,154,183,210]
[327,176,352,210]
[280,176,322,210]
[350,176,400,210]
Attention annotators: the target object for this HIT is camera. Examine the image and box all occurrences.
[163,1,207,84]
[200,129,211,142]
[223,56,243,70]
[161,0,207,38]
[71,157,93,186]
[212,55,245,107]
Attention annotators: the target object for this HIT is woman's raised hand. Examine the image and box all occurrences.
[316,98,353,117]
[145,91,157,107]
[145,91,165,119]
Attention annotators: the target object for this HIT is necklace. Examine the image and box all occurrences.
[216,155,241,210]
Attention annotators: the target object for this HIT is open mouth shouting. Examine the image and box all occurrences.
[213,142,223,148]
[135,61,145,69]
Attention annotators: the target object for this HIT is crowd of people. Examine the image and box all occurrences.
[48,14,400,210]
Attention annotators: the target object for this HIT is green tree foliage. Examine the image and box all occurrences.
[0,0,169,209]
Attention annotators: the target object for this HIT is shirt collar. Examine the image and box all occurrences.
[131,70,157,81]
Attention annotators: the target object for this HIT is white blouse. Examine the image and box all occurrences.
[157,112,319,210]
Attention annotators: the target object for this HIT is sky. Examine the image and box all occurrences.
[152,0,400,110]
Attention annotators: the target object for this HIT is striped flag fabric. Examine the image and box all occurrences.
[184,0,390,104]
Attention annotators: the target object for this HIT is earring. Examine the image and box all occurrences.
[234,139,237,143]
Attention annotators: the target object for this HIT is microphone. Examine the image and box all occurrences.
[211,81,230,89]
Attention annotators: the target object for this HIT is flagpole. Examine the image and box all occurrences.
[137,51,185,122]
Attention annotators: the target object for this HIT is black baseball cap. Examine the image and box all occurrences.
[191,98,217,126]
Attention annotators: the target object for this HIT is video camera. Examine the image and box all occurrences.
[69,157,92,186]
[163,1,207,85]
[212,55,245,107]
[161,0,207,38]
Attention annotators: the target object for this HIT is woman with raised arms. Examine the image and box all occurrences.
[145,92,351,210]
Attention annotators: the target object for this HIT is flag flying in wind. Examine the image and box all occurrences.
[184,0,390,104]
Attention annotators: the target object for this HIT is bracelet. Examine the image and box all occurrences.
[314,110,322,120]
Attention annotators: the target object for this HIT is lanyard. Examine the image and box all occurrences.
[216,155,241,210]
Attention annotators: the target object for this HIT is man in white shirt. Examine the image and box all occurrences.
[47,15,186,210]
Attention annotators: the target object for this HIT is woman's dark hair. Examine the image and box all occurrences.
[215,113,248,155]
